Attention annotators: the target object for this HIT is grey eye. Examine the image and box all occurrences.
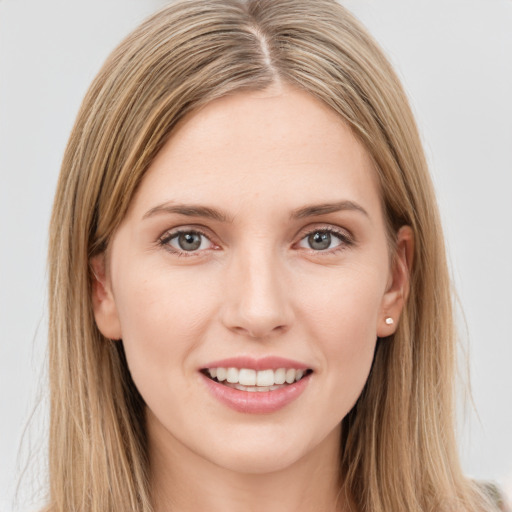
[176,232,202,251]
[298,230,345,251]
[161,231,213,253]
[161,229,215,255]
[307,231,332,250]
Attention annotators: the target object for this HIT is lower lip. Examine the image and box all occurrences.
[200,373,311,414]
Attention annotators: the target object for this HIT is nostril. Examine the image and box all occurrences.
[241,323,289,339]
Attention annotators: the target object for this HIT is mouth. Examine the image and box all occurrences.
[199,358,314,413]
[200,367,314,392]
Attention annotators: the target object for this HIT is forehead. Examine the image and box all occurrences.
[129,85,382,221]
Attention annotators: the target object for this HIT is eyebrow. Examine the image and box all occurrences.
[143,200,368,222]
[143,203,233,223]
[290,200,369,219]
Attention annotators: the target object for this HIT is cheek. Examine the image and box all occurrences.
[297,266,384,406]
[115,260,217,336]
[111,263,219,396]
[299,263,385,343]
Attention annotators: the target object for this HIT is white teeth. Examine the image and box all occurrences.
[274,368,286,385]
[256,369,274,387]
[226,367,239,383]
[238,368,256,386]
[216,367,227,382]
[224,382,271,392]
[206,367,309,388]
[285,368,296,384]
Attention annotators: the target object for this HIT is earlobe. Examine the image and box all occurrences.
[377,225,414,337]
[90,253,122,340]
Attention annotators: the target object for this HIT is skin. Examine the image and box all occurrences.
[92,84,413,512]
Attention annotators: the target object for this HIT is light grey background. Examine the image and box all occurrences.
[1,0,511,510]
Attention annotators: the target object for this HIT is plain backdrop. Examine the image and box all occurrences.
[1,0,511,510]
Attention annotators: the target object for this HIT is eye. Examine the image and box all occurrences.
[297,229,350,252]
[160,230,215,254]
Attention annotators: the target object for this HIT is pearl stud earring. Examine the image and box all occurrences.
[385,317,394,325]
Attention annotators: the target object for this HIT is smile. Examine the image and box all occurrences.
[202,367,313,392]
[200,361,313,413]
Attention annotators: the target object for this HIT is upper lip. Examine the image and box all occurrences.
[201,356,311,371]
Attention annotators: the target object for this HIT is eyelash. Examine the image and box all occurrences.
[297,227,353,253]
[158,228,216,257]
[158,226,354,257]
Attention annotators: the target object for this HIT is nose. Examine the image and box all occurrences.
[220,246,293,339]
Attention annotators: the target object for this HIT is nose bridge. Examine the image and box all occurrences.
[222,240,292,338]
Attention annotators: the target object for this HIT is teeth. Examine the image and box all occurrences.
[224,382,271,392]
[256,369,274,387]
[285,368,296,384]
[206,367,309,387]
[274,368,286,385]
[238,369,256,386]
[226,367,239,383]
[216,367,227,382]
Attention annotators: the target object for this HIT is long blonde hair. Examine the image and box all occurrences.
[47,0,492,510]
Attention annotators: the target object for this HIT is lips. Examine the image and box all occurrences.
[199,356,313,413]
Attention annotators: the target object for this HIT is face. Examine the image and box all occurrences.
[92,85,411,475]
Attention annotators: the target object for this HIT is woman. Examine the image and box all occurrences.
[46,0,498,511]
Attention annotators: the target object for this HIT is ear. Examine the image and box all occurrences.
[376,225,414,337]
[90,253,122,340]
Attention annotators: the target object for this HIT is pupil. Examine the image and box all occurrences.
[179,232,201,251]
[309,231,331,250]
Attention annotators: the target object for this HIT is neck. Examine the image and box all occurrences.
[149,417,345,512]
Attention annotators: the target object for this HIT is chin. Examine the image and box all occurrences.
[207,443,308,475]
[197,424,337,476]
